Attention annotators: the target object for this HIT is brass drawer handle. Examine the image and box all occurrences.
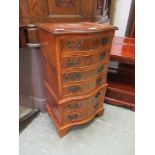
[64,72,81,81]
[68,114,78,120]
[101,37,109,45]
[67,58,81,67]
[68,86,80,92]
[95,92,101,98]
[67,41,81,51]
[97,65,104,73]
[67,103,79,109]
[99,52,106,61]
[70,72,81,80]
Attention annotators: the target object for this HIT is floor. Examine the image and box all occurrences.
[19,104,135,155]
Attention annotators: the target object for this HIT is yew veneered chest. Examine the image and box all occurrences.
[38,22,117,137]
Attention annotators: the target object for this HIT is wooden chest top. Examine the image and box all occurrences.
[37,22,117,35]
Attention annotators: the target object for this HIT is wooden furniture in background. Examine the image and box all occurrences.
[105,37,135,111]
[26,24,40,44]
[38,22,117,137]
[20,0,111,25]
[19,25,27,49]
[20,0,111,44]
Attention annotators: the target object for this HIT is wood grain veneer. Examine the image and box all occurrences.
[38,22,117,137]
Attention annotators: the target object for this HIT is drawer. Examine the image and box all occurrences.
[62,62,108,83]
[62,88,105,124]
[62,111,91,124]
[101,31,114,49]
[63,75,107,97]
[60,31,114,53]
[63,88,104,112]
[61,50,109,69]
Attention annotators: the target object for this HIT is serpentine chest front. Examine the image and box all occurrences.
[38,22,117,137]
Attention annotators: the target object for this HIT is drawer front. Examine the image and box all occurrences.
[60,31,113,53]
[63,110,95,124]
[61,50,109,69]
[101,31,114,49]
[61,36,101,52]
[62,88,105,124]
[63,75,107,97]
[62,63,108,83]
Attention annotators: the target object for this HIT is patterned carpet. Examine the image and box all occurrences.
[19,103,135,155]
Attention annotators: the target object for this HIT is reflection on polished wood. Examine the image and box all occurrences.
[110,37,135,64]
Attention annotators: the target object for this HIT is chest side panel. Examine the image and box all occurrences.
[38,29,60,99]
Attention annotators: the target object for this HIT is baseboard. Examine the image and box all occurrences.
[19,109,40,133]
[19,93,48,112]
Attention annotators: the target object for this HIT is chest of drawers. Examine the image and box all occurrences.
[38,22,117,137]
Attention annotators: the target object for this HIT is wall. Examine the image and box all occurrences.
[125,0,135,37]
[19,47,47,112]
[109,0,133,69]
[110,0,132,37]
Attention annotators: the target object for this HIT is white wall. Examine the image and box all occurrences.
[109,0,132,69]
[110,0,132,37]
